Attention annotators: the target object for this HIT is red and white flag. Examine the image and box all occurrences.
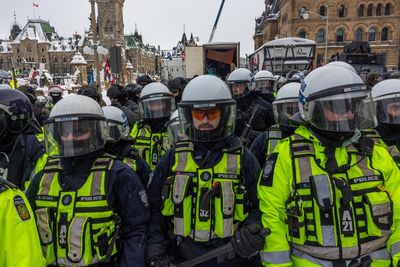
[33,2,39,7]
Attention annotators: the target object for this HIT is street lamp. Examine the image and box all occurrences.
[300,3,329,64]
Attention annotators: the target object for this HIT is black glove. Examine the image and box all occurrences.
[231,224,270,258]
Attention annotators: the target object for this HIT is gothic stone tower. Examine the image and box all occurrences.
[96,0,125,49]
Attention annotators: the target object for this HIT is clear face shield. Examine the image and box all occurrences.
[228,82,252,99]
[178,102,236,142]
[44,118,107,157]
[139,96,173,119]
[273,100,300,127]
[106,120,130,142]
[310,91,377,132]
[166,116,184,145]
[375,96,400,125]
[255,79,275,95]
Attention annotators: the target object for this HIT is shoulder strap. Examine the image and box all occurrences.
[0,177,17,193]
[91,154,115,171]
[43,157,62,172]
[289,134,315,158]
[175,140,195,153]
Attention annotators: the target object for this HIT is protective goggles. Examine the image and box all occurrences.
[191,108,221,120]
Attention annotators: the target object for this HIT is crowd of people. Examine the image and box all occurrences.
[1,62,400,267]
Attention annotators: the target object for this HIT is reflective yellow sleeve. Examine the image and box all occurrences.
[258,140,293,267]
[0,188,46,267]
[373,146,400,264]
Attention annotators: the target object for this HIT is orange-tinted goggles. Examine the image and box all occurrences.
[191,108,221,120]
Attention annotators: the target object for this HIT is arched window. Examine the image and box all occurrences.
[54,56,58,63]
[317,29,325,43]
[62,56,67,63]
[338,5,345,17]
[336,28,344,42]
[358,4,365,17]
[368,27,376,41]
[376,3,382,16]
[27,44,32,53]
[298,29,306,38]
[41,56,46,63]
[355,28,363,41]
[385,3,391,15]
[381,27,389,41]
[320,5,326,16]
[367,4,374,16]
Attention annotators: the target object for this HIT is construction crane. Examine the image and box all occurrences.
[208,0,226,43]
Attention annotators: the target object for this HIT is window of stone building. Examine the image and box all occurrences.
[41,56,46,63]
[381,27,389,41]
[320,5,326,16]
[336,28,344,42]
[17,57,21,63]
[368,27,376,41]
[27,44,32,53]
[385,3,391,15]
[355,28,364,41]
[376,3,382,16]
[54,56,58,63]
[338,5,345,17]
[62,56,67,63]
[41,48,45,53]
[317,29,325,43]
[358,4,365,17]
[367,4,373,16]
[298,29,307,38]
[0,58,3,69]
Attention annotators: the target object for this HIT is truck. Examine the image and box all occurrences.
[248,37,316,76]
[185,42,240,80]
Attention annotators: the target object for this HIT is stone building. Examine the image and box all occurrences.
[0,19,82,75]
[254,0,400,70]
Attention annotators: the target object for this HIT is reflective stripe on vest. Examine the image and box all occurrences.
[123,157,138,172]
[265,125,283,158]
[161,141,246,242]
[260,250,291,264]
[286,134,393,260]
[130,122,169,170]
[34,155,118,266]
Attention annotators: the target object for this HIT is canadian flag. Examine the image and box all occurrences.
[33,2,39,7]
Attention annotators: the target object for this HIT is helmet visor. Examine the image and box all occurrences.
[139,96,173,119]
[228,82,252,99]
[376,97,400,125]
[167,117,184,144]
[310,92,376,132]
[44,118,107,157]
[273,100,300,127]
[178,102,235,142]
[107,121,129,142]
[255,80,275,94]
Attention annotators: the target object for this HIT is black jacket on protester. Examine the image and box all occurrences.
[26,149,150,267]
[146,136,261,267]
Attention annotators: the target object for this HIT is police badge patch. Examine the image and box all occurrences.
[260,153,278,187]
[13,196,31,221]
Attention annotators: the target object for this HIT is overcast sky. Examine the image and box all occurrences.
[0,0,264,56]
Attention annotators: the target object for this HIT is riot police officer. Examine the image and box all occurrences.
[26,95,150,266]
[102,105,151,188]
[107,84,139,127]
[372,79,400,165]
[129,82,173,170]
[253,70,277,102]
[250,82,301,167]
[147,75,266,267]
[227,68,275,147]
[0,89,46,190]
[258,65,400,266]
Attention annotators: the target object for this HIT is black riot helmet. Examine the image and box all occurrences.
[0,89,33,136]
